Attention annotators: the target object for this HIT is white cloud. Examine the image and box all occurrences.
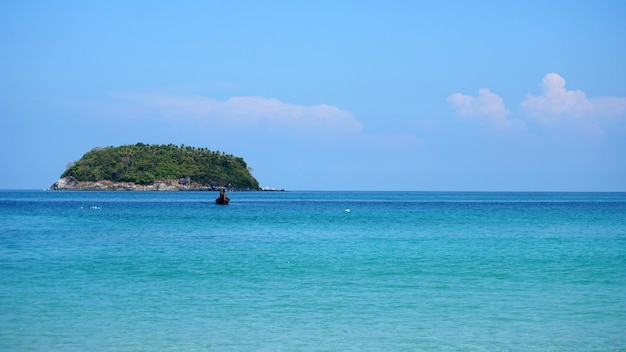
[521,73,592,118]
[521,73,626,119]
[115,94,363,134]
[590,96,626,118]
[447,88,513,128]
[448,73,626,135]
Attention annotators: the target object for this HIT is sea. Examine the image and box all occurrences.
[1,190,625,351]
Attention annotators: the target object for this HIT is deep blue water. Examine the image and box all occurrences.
[1,190,625,351]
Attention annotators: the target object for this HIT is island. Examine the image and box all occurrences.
[50,143,260,191]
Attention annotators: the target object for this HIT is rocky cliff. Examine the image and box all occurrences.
[51,176,226,191]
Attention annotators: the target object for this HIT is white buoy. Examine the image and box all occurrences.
[345,208,351,213]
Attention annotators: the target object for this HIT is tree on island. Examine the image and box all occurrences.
[61,143,260,189]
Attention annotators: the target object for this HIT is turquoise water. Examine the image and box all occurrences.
[1,190,625,351]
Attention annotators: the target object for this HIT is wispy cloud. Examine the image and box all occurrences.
[446,88,513,128]
[115,94,363,134]
[521,73,626,119]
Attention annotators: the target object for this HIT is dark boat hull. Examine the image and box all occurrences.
[215,197,230,205]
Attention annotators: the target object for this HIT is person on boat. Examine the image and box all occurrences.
[217,188,230,204]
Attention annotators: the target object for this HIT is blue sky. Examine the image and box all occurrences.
[2,1,625,191]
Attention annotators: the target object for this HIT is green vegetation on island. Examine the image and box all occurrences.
[61,143,260,190]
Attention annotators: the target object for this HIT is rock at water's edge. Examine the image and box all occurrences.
[52,176,81,190]
[50,176,221,191]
